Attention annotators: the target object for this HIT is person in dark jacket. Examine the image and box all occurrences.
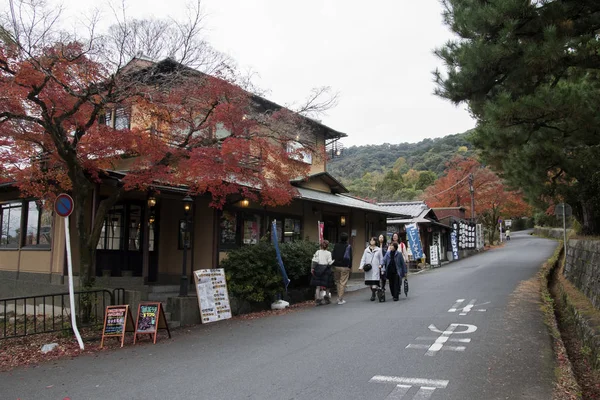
[311,240,334,305]
[331,233,352,305]
[382,242,407,301]
[378,234,388,290]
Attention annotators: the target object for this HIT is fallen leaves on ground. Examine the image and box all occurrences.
[1,301,315,371]
[234,301,314,320]
[0,328,171,373]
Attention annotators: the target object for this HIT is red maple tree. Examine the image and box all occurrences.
[424,156,531,243]
[0,2,334,286]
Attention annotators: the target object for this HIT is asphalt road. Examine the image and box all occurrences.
[1,231,558,400]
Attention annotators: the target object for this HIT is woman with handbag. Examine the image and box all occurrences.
[310,240,334,306]
[359,236,384,301]
[378,234,389,292]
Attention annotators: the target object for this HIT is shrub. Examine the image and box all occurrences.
[220,240,321,305]
[280,240,319,287]
[221,242,280,304]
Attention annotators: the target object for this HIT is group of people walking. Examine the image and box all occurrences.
[310,232,408,306]
[360,233,408,302]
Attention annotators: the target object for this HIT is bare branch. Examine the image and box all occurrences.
[293,86,340,118]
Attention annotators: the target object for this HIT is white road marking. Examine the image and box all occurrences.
[448,299,465,312]
[405,344,466,352]
[449,299,490,315]
[413,386,437,400]
[459,299,476,315]
[415,336,471,343]
[407,324,477,356]
[385,384,411,399]
[370,376,449,399]
[369,376,449,389]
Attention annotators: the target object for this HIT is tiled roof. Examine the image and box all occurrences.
[377,201,429,218]
[296,188,409,216]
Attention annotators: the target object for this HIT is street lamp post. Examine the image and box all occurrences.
[180,195,193,297]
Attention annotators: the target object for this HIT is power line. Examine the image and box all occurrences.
[429,174,471,198]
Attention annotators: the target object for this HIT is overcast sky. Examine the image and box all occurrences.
[30,0,477,147]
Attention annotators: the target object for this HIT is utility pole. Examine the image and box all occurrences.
[469,173,475,221]
[456,179,460,207]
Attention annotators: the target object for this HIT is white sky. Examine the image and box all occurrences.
[8,0,477,147]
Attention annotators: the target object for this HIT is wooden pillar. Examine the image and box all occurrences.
[142,203,150,284]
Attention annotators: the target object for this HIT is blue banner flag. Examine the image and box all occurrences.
[405,223,424,260]
[272,220,290,292]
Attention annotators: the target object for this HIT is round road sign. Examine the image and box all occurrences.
[55,193,74,217]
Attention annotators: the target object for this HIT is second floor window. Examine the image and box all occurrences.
[101,107,131,130]
[286,141,312,164]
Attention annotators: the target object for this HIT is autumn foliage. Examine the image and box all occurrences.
[424,156,531,242]
[0,18,325,285]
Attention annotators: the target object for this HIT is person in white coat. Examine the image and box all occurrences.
[359,236,385,301]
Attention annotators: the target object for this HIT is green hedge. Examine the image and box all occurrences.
[221,240,320,305]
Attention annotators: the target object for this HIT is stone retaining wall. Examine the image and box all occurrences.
[534,226,569,239]
[564,239,600,310]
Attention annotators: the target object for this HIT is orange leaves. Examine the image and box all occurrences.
[424,156,531,218]
[1,44,316,209]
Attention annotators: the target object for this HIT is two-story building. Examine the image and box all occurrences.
[0,58,406,296]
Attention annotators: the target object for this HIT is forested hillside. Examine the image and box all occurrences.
[326,131,476,201]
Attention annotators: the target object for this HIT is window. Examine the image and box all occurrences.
[24,200,52,246]
[242,214,261,245]
[128,205,142,251]
[283,218,301,242]
[97,205,124,250]
[286,141,312,164]
[219,211,237,248]
[148,223,155,252]
[215,122,232,139]
[0,202,22,248]
[269,216,302,243]
[100,107,131,130]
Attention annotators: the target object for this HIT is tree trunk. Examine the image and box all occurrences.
[580,199,599,235]
[72,184,95,289]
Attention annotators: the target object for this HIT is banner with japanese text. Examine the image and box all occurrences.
[405,223,424,260]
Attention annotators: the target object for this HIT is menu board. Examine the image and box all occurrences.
[134,302,171,344]
[101,305,134,348]
[220,211,237,247]
[136,303,159,333]
[194,268,232,324]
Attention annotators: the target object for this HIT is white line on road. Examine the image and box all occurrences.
[448,299,465,312]
[459,299,476,315]
[405,344,466,352]
[385,384,411,399]
[407,323,477,356]
[369,376,449,389]
[415,336,471,343]
[449,299,490,315]
[413,386,436,400]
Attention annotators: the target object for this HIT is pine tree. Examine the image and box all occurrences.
[435,0,600,234]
